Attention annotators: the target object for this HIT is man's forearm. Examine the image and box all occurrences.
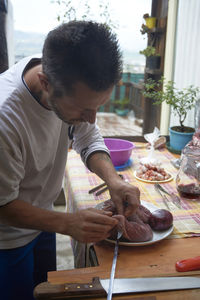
[87,152,120,185]
[0,199,67,234]
[0,199,118,243]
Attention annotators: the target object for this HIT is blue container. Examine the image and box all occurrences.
[169,127,194,151]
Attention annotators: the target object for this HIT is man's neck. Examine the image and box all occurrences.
[23,64,51,110]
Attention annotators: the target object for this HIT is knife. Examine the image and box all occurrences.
[34,276,200,299]
[107,230,123,300]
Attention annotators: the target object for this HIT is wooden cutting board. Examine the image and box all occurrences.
[94,237,200,278]
[49,237,200,284]
[45,237,200,300]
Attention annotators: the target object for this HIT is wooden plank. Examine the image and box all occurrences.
[130,83,144,119]
[143,0,168,134]
[114,84,121,99]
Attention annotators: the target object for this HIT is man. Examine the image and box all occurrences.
[0,21,140,299]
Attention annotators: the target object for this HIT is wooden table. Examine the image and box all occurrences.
[34,137,200,299]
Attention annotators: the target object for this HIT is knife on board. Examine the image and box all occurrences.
[34,275,200,299]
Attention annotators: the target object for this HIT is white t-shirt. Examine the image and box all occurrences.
[0,55,109,249]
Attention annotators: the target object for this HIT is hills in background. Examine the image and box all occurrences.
[14,30,145,73]
[14,30,46,62]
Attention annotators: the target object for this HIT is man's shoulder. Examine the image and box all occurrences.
[0,54,42,104]
[14,54,42,72]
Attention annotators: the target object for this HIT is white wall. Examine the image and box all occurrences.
[170,0,200,128]
[160,0,178,134]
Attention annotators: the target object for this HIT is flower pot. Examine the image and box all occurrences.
[115,108,129,116]
[169,127,195,151]
[146,56,161,69]
[145,17,156,29]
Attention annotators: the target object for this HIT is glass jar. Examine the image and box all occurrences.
[176,145,200,199]
[194,99,200,130]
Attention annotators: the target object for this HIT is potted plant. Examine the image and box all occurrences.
[140,14,156,35]
[143,13,156,29]
[139,46,161,69]
[113,97,130,116]
[142,77,200,151]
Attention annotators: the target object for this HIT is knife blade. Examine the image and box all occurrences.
[101,276,200,294]
[34,276,200,299]
[107,230,122,300]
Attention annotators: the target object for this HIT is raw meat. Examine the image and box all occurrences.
[103,200,153,242]
[136,163,171,181]
[102,200,173,242]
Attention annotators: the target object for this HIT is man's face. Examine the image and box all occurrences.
[47,81,113,125]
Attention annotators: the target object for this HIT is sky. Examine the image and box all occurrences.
[10,0,151,52]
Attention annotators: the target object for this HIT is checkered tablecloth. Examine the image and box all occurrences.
[64,142,200,239]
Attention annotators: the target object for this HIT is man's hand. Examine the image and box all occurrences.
[87,151,140,217]
[65,208,118,243]
[108,179,140,217]
[0,200,117,244]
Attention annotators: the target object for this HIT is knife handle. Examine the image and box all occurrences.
[34,277,107,299]
[176,256,200,272]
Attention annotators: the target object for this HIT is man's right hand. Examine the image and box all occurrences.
[64,208,118,243]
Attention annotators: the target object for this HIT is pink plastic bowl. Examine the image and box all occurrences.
[104,138,135,166]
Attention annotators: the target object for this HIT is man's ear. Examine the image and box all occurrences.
[37,72,49,92]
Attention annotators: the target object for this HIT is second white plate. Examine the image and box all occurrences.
[133,171,173,184]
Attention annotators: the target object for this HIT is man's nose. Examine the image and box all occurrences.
[82,110,97,124]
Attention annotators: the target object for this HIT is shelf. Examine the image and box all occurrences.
[148,27,165,34]
[145,68,162,75]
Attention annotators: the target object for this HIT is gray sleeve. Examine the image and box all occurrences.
[0,144,25,206]
[72,121,110,167]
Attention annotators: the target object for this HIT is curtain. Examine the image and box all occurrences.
[170,0,200,128]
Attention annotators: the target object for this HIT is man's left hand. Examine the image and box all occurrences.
[108,178,140,217]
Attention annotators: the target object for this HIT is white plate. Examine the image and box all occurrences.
[133,170,173,184]
[96,200,173,246]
